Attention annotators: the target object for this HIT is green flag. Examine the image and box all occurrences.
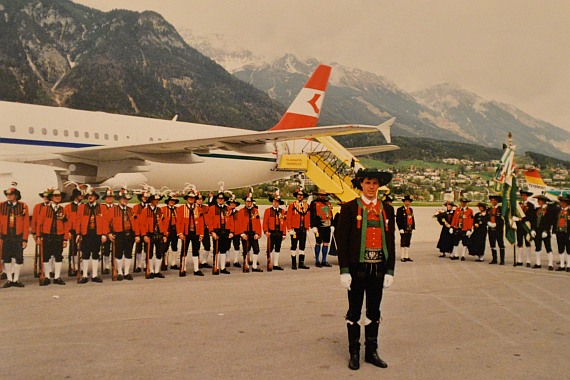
[501,175,518,245]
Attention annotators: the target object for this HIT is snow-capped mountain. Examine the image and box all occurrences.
[181,30,570,160]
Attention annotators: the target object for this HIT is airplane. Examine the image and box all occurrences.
[523,169,570,202]
[0,64,399,206]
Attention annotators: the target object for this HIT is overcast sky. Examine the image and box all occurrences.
[75,0,570,131]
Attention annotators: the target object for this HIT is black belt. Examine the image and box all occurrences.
[364,249,384,263]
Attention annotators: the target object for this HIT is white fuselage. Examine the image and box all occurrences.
[0,101,303,202]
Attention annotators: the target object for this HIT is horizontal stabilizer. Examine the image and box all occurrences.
[347,144,400,156]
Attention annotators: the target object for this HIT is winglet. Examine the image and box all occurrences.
[270,64,332,131]
[375,117,396,144]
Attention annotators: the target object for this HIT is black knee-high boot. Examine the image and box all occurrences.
[364,321,388,368]
[489,249,498,264]
[499,248,505,265]
[347,322,361,370]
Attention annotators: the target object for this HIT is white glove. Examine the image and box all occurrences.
[311,227,318,234]
[466,230,473,237]
[383,274,394,288]
[530,230,536,238]
[488,222,496,228]
[340,273,352,291]
[511,221,518,230]
[541,231,548,239]
[449,228,454,234]
[399,229,404,234]
[288,229,295,236]
[512,216,520,222]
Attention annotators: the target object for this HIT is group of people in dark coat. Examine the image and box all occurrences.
[435,190,570,271]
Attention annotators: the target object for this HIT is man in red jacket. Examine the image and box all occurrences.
[107,189,139,281]
[450,197,474,261]
[263,191,287,272]
[206,191,235,274]
[287,188,310,270]
[64,187,84,277]
[36,189,69,286]
[176,189,205,276]
[76,189,108,283]
[139,193,168,279]
[237,192,262,272]
[0,186,30,288]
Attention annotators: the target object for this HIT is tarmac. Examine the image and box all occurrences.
[0,207,569,379]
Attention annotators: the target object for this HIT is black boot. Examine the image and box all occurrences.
[291,256,297,270]
[499,249,505,265]
[298,254,310,269]
[347,323,360,370]
[364,322,388,368]
[489,249,498,264]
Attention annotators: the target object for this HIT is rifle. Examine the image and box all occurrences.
[179,237,187,276]
[133,240,139,272]
[100,240,105,275]
[212,237,219,275]
[242,234,250,273]
[0,238,3,286]
[34,239,39,278]
[77,239,82,283]
[266,233,273,271]
[38,237,45,285]
[68,233,77,277]
[111,239,117,281]
[145,238,151,279]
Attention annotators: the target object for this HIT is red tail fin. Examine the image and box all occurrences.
[270,64,331,131]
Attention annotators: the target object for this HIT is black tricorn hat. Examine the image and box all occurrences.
[557,194,570,203]
[216,192,229,202]
[402,195,413,202]
[39,189,50,198]
[85,189,100,200]
[519,190,533,196]
[228,197,241,206]
[383,194,394,203]
[533,194,550,202]
[164,195,180,204]
[488,194,503,202]
[443,200,455,206]
[476,202,488,208]
[4,187,21,201]
[48,189,66,201]
[293,188,309,197]
[268,192,285,205]
[458,197,471,203]
[352,168,393,190]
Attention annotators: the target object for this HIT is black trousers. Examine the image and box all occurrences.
[315,226,331,245]
[182,232,201,257]
[115,231,135,260]
[165,226,178,252]
[101,239,111,257]
[1,234,24,264]
[213,229,231,253]
[290,228,307,250]
[555,232,570,254]
[231,234,241,250]
[202,227,211,251]
[243,232,260,255]
[516,226,531,247]
[81,233,101,260]
[400,231,412,247]
[535,230,552,253]
[42,234,64,262]
[268,231,283,252]
[147,234,165,259]
[488,228,505,249]
[346,262,386,324]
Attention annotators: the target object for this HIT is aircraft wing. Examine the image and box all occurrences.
[8,124,389,164]
[347,144,400,156]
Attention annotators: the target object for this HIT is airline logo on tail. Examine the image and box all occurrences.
[270,64,331,131]
[523,169,569,201]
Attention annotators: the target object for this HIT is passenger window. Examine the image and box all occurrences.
[29,127,34,134]
[53,129,58,136]
[10,125,16,132]
[42,128,47,135]
[104,133,109,140]
[94,133,99,139]
[64,130,69,137]
[74,131,79,137]
[84,132,89,138]
[114,135,118,141]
